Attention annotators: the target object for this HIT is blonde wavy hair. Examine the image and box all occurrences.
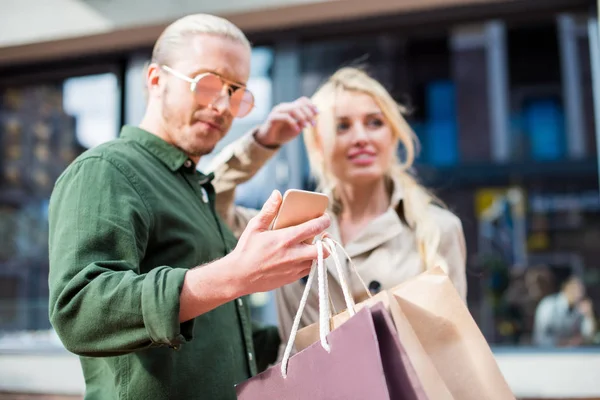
[304,67,448,272]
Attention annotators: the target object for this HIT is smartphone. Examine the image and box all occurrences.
[271,189,329,231]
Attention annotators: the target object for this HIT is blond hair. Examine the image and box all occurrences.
[151,13,251,66]
[142,14,251,100]
[304,67,448,272]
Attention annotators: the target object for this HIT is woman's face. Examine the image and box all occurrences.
[322,90,395,186]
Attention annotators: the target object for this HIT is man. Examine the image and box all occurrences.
[533,275,596,347]
[48,14,325,400]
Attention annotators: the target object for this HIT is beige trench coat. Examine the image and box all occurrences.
[207,132,467,351]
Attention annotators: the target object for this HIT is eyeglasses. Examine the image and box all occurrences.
[161,65,254,118]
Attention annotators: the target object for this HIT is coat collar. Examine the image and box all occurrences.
[324,175,407,283]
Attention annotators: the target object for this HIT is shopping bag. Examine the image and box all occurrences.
[235,237,428,400]
[296,258,515,400]
[390,267,515,400]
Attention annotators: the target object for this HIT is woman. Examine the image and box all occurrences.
[209,67,467,347]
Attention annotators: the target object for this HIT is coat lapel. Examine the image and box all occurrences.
[344,210,404,258]
[323,174,407,287]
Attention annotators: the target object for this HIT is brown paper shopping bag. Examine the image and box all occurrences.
[295,244,515,400]
[235,237,428,400]
[390,267,515,400]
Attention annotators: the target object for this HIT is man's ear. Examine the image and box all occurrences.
[145,63,162,98]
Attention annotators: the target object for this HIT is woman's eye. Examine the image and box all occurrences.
[336,122,350,132]
[368,118,384,128]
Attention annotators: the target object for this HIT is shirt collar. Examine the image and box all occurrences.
[120,125,196,173]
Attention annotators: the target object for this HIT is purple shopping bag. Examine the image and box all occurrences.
[235,302,427,400]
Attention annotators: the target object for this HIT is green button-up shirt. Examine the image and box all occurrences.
[48,126,280,400]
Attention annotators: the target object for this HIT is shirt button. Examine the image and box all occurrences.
[237,298,243,307]
[248,352,253,362]
[184,160,192,168]
[368,280,382,295]
[200,187,209,203]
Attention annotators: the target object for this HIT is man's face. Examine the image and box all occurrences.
[564,278,585,305]
[158,35,251,159]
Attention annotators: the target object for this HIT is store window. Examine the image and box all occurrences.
[507,23,566,162]
[0,71,120,346]
[297,14,600,349]
[475,17,599,347]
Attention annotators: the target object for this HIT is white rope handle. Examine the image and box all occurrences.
[323,237,372,300]
[316,238,331,353]
[322,238,356,316]
[280,239,326,377]
[280,235,374,378]
[281,235,358,377]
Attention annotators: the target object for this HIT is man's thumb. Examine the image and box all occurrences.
[255,190,282,229]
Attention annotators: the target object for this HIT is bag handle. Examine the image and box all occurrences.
[281,237,325,377]
[325,236,372,301]
[280,236,371,377]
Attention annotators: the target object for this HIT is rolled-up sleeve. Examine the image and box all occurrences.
[48,156,193,357]
[141,267,194,346]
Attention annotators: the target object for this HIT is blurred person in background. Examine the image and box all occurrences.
[501,264,557,344]
[533,275,597,347]
[208,66,467,348]
[47,13,331,400]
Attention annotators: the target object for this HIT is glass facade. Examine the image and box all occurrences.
[0,72,120,335]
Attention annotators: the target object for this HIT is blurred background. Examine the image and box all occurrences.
[1,0,600,398]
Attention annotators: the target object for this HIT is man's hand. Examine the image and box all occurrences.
[179,190,330,322]
[578,298,594,317]
[254,97,318,148]
[230,189,330,295]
